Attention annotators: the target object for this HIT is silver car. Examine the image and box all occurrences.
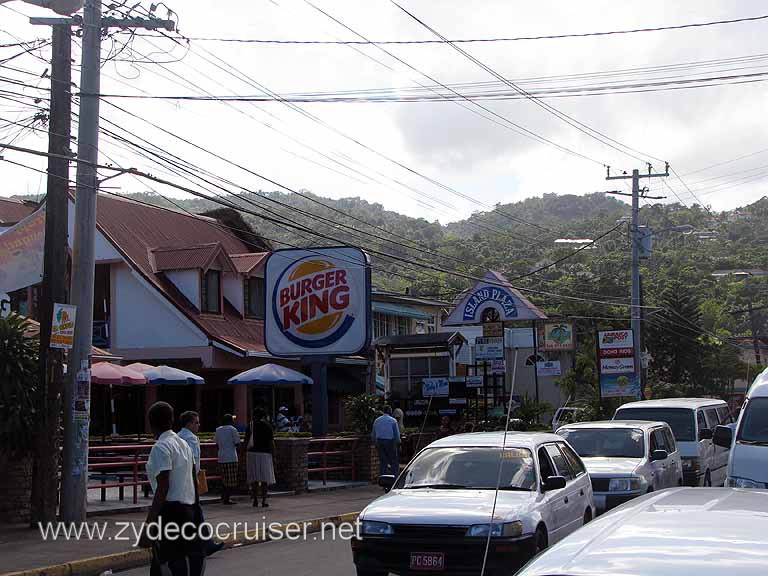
[557,420,683,513]
[517,488,768,576]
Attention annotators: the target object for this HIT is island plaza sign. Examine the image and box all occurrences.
[265,247,371,357]
[444,270,547,326]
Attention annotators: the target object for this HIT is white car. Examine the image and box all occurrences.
[351,432,594,576]
[516,488,768,576]
[614,398,733,486]
[557,420,683,513]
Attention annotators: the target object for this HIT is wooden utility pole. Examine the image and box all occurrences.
[30,20,71,525]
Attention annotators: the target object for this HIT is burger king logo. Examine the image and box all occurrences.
[272,257,356,348]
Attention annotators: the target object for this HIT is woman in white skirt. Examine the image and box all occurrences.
[244,408,276,507]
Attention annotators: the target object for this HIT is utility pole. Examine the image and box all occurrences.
[748,302,763,366]
[607,165,669,398]
[61,0,175,522]
[29,19,72,525]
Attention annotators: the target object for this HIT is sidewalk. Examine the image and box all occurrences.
[0,485,382,575]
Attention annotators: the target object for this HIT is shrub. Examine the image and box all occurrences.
[344,393,382,435]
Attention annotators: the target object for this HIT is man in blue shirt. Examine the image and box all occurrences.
[372,406,401,477]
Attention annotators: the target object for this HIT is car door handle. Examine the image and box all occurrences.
[580,489,584,496]
[564,497,569,504]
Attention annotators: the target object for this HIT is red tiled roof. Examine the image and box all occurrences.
[150,243,236,273]
[230,252,268,276]
[94,194,266,354]
[0,198,36,224]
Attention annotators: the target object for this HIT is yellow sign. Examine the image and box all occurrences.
[51,303,77,350]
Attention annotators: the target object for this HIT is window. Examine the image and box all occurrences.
[201,269,221,314]
[651,429,668,453]
[559,443,587,476]
[704,408,720,429]
[373,312,390,339]
[558,428,644,459]
[737,398,768,442]
[616,407,696,442]
[663,427,677,453]
[244,277,265,319]
[545,444,574,480]
[717,406,733,425]
[538,447,555,481]
[397,316,410,335]
[697,410,707,433]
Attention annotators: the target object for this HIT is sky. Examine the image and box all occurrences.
[2,0,768,223]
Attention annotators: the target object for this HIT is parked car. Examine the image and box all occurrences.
[614,398,733,487]
[557,420,683,513]
[516,487,768,576]
[351,432,594,576]
[551,406,584,432]
[715,367,768,488]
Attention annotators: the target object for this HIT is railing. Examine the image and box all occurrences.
[307,437,357,486]
[86,442,221,504]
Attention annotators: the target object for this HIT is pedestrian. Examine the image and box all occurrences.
[372,405,401,478]
[215,413,240,505]
[244,407,276,508]
[392,401,405,435]
[178,411,224,557]
[275,406,291,432]
[139,401,205,575]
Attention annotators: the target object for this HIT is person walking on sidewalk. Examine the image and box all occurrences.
[139,401,205,575]
[215,413,241,505]
[372,405,401,477]
[244,407,276,508]
[178,411,224,557]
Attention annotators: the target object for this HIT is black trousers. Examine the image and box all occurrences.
[150,501,206,576]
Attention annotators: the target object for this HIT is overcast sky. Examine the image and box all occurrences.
[2,0,768,223]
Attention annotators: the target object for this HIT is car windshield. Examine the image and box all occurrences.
[395,446,536,491]
[615,407,696,442]
[559,428,644,458]
[738,397,768,443]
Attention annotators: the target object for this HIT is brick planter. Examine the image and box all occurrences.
[273,438,310,494]
[354,436,380,483]
[0,453,32,524]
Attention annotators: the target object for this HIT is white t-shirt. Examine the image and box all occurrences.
[215,425,241,463]
[146,430,196,505]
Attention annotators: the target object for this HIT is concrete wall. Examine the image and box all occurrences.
[111,263,207,350]
[166,269,200,309]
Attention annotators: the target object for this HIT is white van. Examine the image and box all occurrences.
[614,398,733,487]
[714,367,768,488]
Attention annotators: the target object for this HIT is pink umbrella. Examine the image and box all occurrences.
[91,362,147,386]
[125,362,155,374]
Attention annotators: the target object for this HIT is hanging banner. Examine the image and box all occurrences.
[537,322,574,351]
[0,206,45,294]
[51,303,77,350]
[600,374,641,398]
[422,377,449,397]
[597,328,639,398]
[537,360,562,376]
[475,336,504,360]
[598,330,633,349]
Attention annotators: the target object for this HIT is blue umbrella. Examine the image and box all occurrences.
[228,363,313,385]
[144,365,205,386]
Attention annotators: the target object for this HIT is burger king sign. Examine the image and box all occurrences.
[264,247,371,356]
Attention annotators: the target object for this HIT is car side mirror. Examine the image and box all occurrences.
[650,449,668,462]
[699,428,714,441]
[713,425,733,448]
[543,475,567,491]
[378,475,396,492]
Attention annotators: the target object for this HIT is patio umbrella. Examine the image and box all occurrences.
[125,362,155,373]
[228,364,313,423]
[123,363,157,442]
[143,365,205,386]
[90,363,147,439]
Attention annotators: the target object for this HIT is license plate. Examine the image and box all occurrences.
[410,552,445,571]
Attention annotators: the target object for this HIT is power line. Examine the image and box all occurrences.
[134,13,768,45]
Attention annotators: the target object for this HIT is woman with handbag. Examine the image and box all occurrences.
[244,408,276,508]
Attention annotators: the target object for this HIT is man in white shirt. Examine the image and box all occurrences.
[372,406,401,478]
[139,402,204,575]
[215,414,241,505]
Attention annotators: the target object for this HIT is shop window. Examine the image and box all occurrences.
[244,276,265,319]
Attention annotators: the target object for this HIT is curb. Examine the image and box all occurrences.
[2,512,361,576]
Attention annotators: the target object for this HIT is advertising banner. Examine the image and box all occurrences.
[422,377,449,397]
[0,206,45,294]
[536,360,562,376]
[51,303,77,350]
[598,329,633,349]
[600,357,635,375]
[600,373,641,398]
[491,358,506,374]
[465,375,484,388]
[475,336,504,360]
[264,247,371,356]
[538,323,574,351]
[599,347,634,358]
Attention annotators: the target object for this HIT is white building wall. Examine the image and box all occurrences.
[166,270,200,309]
[66,198,121,262]
[223,273,244,315]
[111,263,207,350]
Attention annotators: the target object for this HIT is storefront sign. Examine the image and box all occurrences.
[265,247,371,356]
[465,375,484,388]
[599,347,634,358]
[0,206,45,294]
[538,322,574,351]
[600,373,641,398]
[600,357,635,374]
[475,336,504,360]
[449,398,467,405]
[422,377,449,397]
[491,358,506,374]
[51,303,76,350]
[598,329,633,349]
[536,360,562,376]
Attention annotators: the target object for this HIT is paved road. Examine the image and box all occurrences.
[120,535,357,575]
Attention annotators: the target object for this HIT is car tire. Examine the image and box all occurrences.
[704,470,712,487]
[534,525,548,554]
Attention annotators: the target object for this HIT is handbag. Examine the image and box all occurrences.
[197,469,209,495]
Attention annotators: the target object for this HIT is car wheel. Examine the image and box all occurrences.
[704,470,712,487]
[583,508,592,524]
[534,526,548,554]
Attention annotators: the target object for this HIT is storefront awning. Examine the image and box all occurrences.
[372,301,432,320]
